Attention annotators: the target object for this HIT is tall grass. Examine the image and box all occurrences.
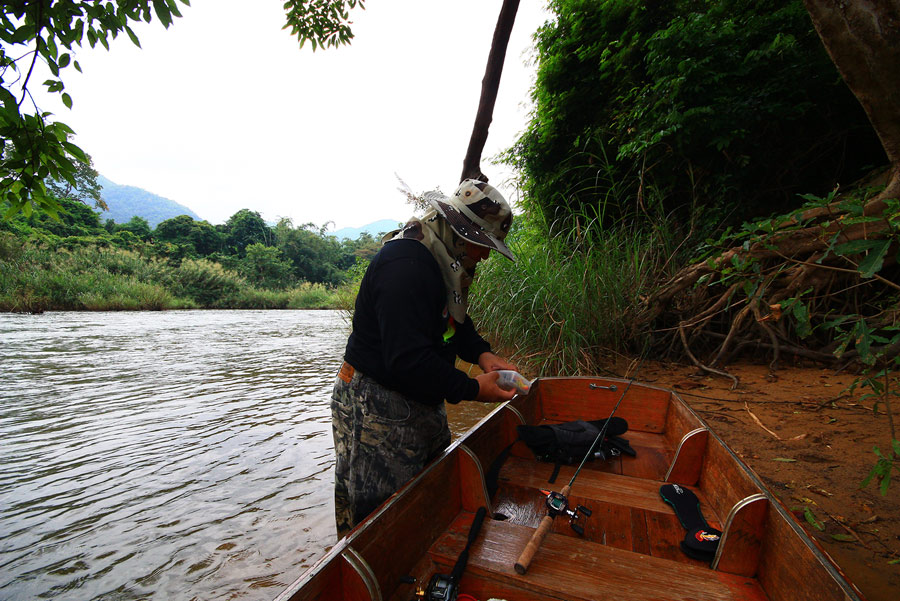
[470,205,684,377]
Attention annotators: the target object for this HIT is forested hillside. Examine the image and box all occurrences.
[96,175,201,228]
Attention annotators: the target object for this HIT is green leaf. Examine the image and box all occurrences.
[857,239,890,278]
[833,239,881,256]
[125,25,141,48]
[803,507,824,531]
[785,299,812,338]
[843,215,883,225]
[61,93,72,109]
[830,534,855,542]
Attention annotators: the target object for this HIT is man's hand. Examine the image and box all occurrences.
[478,351,517,373]
[474,371,517,403]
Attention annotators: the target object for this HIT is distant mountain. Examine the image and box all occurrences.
[96,175,201,228]
[331,219,403,240]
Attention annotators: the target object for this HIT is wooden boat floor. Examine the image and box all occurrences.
[429,515,769,601]
[493,436,723,564]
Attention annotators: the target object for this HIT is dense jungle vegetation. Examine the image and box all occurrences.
[2,1,897,382]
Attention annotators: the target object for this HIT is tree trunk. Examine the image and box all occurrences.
[802,0,900,200]
[460,0,521,183]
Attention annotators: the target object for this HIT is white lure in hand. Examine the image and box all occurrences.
[496,370,532,395]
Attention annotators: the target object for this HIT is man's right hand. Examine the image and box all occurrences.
[474,371,517,403]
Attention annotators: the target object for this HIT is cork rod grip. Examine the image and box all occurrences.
[514,485,569,575]
[514,515,553,575]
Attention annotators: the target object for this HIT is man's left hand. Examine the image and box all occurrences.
[478,352,517,373]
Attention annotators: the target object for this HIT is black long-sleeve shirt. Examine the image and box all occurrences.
[343,239,491,405]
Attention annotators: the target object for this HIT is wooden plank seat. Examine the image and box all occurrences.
[493,455,723,566]
[428,514,770,601]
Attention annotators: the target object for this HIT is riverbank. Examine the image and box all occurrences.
[446,359,899,601]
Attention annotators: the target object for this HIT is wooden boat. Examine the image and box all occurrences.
[275,376,866,601]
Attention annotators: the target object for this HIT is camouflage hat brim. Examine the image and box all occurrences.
[424,192,515,261]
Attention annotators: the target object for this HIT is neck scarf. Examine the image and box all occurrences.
[384,208,475,323]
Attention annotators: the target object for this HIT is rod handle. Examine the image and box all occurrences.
[514,515,553,575]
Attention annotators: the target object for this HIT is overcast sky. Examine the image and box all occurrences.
[35,0,550,231]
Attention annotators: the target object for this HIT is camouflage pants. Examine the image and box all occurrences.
[332,364,450,538]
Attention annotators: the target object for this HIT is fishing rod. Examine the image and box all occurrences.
[514,358,645,575]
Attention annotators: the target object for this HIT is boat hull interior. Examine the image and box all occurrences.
[276,377,865,601]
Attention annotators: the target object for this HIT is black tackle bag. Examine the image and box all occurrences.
[516,418,634,483]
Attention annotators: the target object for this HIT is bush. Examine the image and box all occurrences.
[169,258,244,306]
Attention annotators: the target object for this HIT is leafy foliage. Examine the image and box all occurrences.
[155,214,222,256]
[861,439,900,496]
[241,242,296,290]
[224,209,271,255]
[283,0,366,50]
[680,181,900,489]
[107,215,152,239]
[509,0,884,232]
[1,0,189,217]
[1,169,379,310]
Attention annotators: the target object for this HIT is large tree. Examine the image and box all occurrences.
[223,209,271,256]
[154,214,222,256]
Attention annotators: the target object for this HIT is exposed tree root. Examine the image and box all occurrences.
[643,169,900,383]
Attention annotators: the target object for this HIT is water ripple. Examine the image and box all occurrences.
[0,310,348,601]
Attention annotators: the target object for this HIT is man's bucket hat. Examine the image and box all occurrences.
[423,179,515,261]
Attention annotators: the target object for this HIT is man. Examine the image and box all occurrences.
[331,178,519,537]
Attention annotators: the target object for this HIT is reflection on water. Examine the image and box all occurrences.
[0,310,348,601]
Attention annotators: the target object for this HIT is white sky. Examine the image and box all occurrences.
[33,0,550,231]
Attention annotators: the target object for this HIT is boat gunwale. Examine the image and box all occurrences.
[274,389,517,601]
[666,384,867,601]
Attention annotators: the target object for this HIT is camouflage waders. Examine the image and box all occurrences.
[332,362,451,538]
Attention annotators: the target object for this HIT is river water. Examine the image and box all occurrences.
[0,310,349,601]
